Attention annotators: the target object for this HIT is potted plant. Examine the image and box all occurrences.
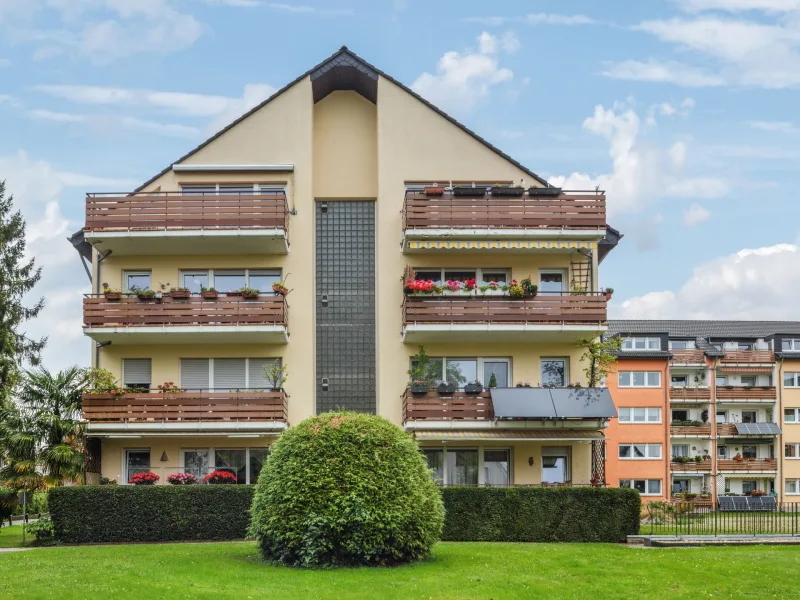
[520,276,538,297]
[437,381,456,394]
[200,287,218,300]
[169,287,191,300]
[409,379,430,395]
[453,184,487,197]
[423,184,445,197]
[508,283,525,299]
[515,381,532,388]
[405,279,435,295]
[157,381,181,394]
[464,380,484,394]
[490,182,525,197]
[102,286,122,301]
[264,361,288,392]
[238,287,260,300]
[128,471,159,486]
[528,186,562,196]
[750,489,766,497]
[604,287,614,301]
[443,280,463,295]
[407,346,437,393]
[204,470,237,484]
[135,288,157,301]
[733,452,744,462]
[166,472,199,485]
[272,281,290,296]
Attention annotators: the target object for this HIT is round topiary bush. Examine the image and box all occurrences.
[249,411,444,567]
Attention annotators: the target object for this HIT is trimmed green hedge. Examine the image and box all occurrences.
[441,487,640,542]
[49,485,640,545]
[49,485,254,544]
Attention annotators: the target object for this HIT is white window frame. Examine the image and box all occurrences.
[410,268,511,285]
[180,183,285,195]
[122,449,151,485]
[622,337,662,351]
[668,340,696,350]
[618,443,662,460]
[671,444,690,458]
[786,479,800,495]
[670,374,689,388]
[785,408,799,423]
[179,357,281,391]
[618,407,661,424]
[783,339,800,352]
[421,447,512,486]
[618,371,662,388]
[785,443,800,459]
[785,373,800,388]
[179,268,282,291]
[538,269,568,294]
[619,479,662,496]
[122,270,152,292]
[122,358,152,390]
[409,356,512,388]
[541,357,569,387]
[179,446,269,485]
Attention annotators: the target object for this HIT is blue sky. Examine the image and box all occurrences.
[0,0,798,369]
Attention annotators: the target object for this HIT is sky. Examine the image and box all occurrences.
[0,0,798,371]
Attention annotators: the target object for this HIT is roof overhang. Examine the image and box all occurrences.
[171,164,294,172]
[413,429,605,442]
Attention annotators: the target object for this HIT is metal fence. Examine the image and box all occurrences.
[645,501,800,537]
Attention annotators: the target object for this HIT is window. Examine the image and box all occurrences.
[541,358,567,387]
[180,269,281,294]
[181,183,284,195]
[718,446,728,459]
[619,407,661,423]
[716,376,727,386]
[618,371,661,388]
[742,445,757,459]
[123,271,151,292]
[122,359,151,391]
[785,373,800,388]
[742,411,757,424]
[786,444,800,459]
[786,409,799,423]
[410,268,510,285]
[672,444,690,458]
[672,410,689,422]
[672,479,690,494]
[215,449,247,484]
[179,358,281,391]
[670,375,689,387]
[182,447,270,484]
[538,270,567,295]
[618,444,662,460]
[483,361,510,388]
[742,480,758,495]
[542,446,571,484]
[724,341,754,351]
[124,449,150,483]
[786,479,800,495]
[619,479,661,496]
[716,410,728,423]
[783,339,800,352]
[422,448,510,486]
[183,449,211,479]
[740,376,756,387]
[669,340,696,350]
[249,448,270,483]
[622,337,662,351]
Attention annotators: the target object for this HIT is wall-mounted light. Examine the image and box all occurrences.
[528,457,534,466]
[160,451,169,462]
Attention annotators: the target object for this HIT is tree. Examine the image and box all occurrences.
[0,367,86,492]
[0,180,45,403]
[577,336,624,387]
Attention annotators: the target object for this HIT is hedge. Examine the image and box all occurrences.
[441,486,641,542]
[49,485,640,545]
[49,485,254,544]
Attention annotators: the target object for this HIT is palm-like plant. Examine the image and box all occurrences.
[0,366,86,491]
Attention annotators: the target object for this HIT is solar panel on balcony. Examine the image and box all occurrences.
[489,387,617,419]
[734,423,781,435]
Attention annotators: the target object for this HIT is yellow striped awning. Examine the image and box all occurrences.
[406,240,598,251]
[719,367,774,374]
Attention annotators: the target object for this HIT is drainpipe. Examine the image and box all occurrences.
[665,358,670,500]
[93,250,113,368]
[779,357,784,502]
[711,356,720,503]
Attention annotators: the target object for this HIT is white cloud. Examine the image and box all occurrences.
[614,243,800,319]
[646,97,695,125]
[683,203,712,226]
[677,0,800,12]
[548,101,729,216]
[26,108,201,138]
[2,0,203,64]
[748,120,800,133]
[0,58,9,67]
[464,13,598,26]
[411,32,516,115]
[602,59,726,87]
[263,3,354,16]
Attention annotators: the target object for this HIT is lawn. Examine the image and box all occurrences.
[2,541,800,599]
[0,525,31,549]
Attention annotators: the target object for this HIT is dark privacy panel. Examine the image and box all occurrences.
[315,201,376,413]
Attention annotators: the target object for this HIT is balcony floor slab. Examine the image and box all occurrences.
[403,323,607,344]
[86,229,288,256]
[84,325,288,345]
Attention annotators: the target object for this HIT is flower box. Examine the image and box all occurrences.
[528,187,562,196]
[490,186,524,197]
[201,290,219,300]
[464,383,484,395]
[410,385,429,395]
[423,186,445,197]
[136,291,156,301]
[169,289,191,300]
[103,291,122,301]
[272,283,289,296]
[204,470,237,484]
[453,186,487,197]
[437,382,456,394]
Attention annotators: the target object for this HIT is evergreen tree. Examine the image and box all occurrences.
[0,180,45,402]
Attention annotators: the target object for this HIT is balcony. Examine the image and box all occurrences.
[670,460,713,473]
[84,191,289,255]
[669,387,712,402]
[403,390,494,421]
[716,422,781,437]
[402,189,606,252]
[670,349,707,364]
[720,350,775,364]
[402,294,607,343]
[82,390,287,435]
[718,459,777,472]
[716,386,776,401]
[83,293,288,345]
[670,423,712,437]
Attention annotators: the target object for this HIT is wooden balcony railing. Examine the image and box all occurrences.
[720,350,775,364]
[85,191,289,233]
[718,459,777,472]
[669,387,711,401]
[82,390,288,422]
[670,349,706,364]
[403,190,606,230]
[83,294,287,328]
[670,461,713,472]
[716,386,776,400]
[403,390,493,421]
[403,294,607,326]
[670,424,712,436]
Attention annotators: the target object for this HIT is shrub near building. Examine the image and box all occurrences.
[249,412,444,567]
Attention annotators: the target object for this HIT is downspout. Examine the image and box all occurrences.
[664,357,670,500]
[711,356,719,503]
[778,357,784,501]
[93,250,113,368]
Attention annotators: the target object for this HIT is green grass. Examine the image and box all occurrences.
[0,525,31,549]
[2,541,800,599]
[644,511,800,536]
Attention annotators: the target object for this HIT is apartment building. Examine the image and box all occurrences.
[607,321,800,502]
[69,47,621,487]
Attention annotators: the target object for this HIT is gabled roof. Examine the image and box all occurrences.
[608,320,800,338]
[135,46,550,193]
